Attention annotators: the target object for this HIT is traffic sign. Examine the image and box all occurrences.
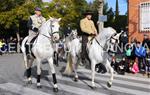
[99,15,107,22]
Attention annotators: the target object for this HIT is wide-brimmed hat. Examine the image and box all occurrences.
[35,7,42,11]
[83,10,93,16]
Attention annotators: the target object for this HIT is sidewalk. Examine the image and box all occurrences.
[125,72,150,78]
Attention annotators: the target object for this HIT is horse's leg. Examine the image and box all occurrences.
[72,56,78,82]
[47,57,58,92]
[26,58,34,84]
[91,60,96,88]
[54,51,59,66]
[36,58,42,88]
[23,54,28,69]
[105,59,114,88]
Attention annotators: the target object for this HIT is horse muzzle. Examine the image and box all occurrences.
[53,33,60,41]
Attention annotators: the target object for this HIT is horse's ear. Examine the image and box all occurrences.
[120,30,124,34]
[48,15,53,19]
[58,18,61,21]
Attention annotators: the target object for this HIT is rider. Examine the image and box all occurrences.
[80,10,97,64]
[26,7,46,56]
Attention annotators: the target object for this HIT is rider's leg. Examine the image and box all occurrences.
[81,35,88,64]
[26,30,37,56]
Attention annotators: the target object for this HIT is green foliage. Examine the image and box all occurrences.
[0,1,35,36]
[0,0,127,37]
[90,0,127,32]
[0,0,88,36]
[46,0,88,30]
[114,15,127,32]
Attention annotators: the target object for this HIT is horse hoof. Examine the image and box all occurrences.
[56,63,59,67]
[37,83,42,88]
[91,86,96,89]
[73,77,78,82]
[27,80,32,84]
[37,85,42,88]
[107,82,112,88]
[53,88,59,92]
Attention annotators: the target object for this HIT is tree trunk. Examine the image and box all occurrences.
[16,32,20,53]
[98,0,104,32]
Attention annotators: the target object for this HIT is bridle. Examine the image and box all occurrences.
[41,20,59,39]
[94,33,118,53]
[49,20,60,36]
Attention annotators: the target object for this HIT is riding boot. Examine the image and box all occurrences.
[82,35,88,65]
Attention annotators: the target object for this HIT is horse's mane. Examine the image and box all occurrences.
[39,19,51,29]
[97,27,116,41]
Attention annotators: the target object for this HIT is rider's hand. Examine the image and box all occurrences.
[33,27,38,32]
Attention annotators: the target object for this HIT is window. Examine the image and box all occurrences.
[140,2,150,32]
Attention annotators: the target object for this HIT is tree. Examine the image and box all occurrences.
[46,0,88,35]
[0,0,89,38]
[89,0,115,31]
[0,0,36,52]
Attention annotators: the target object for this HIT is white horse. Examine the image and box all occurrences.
[88,27,122,88]
[65,27,122,88]
[21,17,61,92]
[63,30,81,76]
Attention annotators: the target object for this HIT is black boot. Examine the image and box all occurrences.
[25,44,31,59]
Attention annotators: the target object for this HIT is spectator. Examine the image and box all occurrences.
[142,34,150,75]
[135,41,146,72]
[131,59,139,74]
[120,31,128,52]
[125,44,132,72]
[126,44,132,59]
[0,38,5,55]
[116,57,127,75]
[142,34,149,48]
[126,38,137,72]
[130,38,137,61]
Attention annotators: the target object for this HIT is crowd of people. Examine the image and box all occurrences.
[0,37,23,55]
[111,34,150,77]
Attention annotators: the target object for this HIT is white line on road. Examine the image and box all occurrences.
[0,83,51,95]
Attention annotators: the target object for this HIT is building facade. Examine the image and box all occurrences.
[128,0,150,42]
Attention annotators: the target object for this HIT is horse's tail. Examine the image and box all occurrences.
[21,36,28,69]
[63,52,73,75]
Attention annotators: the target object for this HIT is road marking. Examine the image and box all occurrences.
[78,68,150,82]
[0,83,51,95]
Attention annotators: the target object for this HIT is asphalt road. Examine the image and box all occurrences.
[0,54,150,95]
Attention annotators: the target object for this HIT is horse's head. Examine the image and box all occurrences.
[71,29,78,38]
[109,30,123,44]
[106,29,123,53]
[47,17,61,41]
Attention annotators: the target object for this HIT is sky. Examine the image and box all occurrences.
[42,0,127,15]
[87,0,127,15]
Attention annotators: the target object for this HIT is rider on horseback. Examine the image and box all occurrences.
[26,7,46,57]
[80,10,97,65]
